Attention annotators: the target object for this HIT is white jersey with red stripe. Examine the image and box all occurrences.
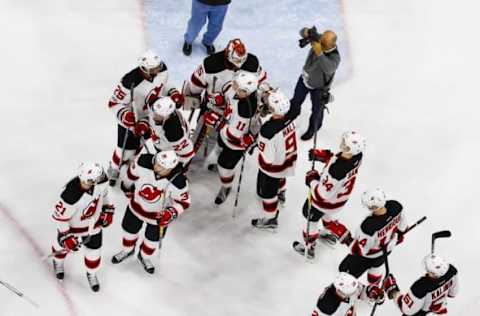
[219,85,259,151]
[122,153,190,225]
[148,111,194,165]
[350,200,408,259]
[310,153,362,214]
[312,284,371,316]
[394,265,458,315]
[108,66,175,127]
[257,117,297,178]
[52,176,111,237]
[185,50,267,99]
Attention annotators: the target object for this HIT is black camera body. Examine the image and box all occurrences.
[299,26,321,48]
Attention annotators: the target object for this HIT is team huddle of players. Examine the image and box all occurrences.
[48,39,458,315]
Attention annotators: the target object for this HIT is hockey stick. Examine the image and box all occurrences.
[370,247,389,316]
[0,280,39,308]
[431,230,451,254]
[304,119,319,258]
[203,76,217,158]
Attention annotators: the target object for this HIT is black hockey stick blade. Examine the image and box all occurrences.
[432,230,452,239]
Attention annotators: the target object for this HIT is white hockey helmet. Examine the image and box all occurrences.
[234,70,258,95]
[151,97,176,118]
[267,91,290,116]
[423,254,449,278]
[78,162,104,184]
[341,131,366,155]
[225,38,247,67]
[154,150,179,170]
[361,188,387,210]
[333,272,359,297]
[138,49,163,72]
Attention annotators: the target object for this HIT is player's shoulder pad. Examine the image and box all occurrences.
[168,166,188,189]
[329,153,362,181]
[316,285,340,315]
[360,216,379,237]
[385,200,403,215]
[240,53,260,72]
[163,112,184,142]
[203,52,227,74]
[260,118,288,140]
[121,67,144,89]
[60,177,84,205]
[410,277,431,299]
[137,153,155,170]
[237,93,258,118]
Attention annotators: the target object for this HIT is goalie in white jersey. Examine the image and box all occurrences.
[250,90,297,230]
[134,97,194,168]
[383,255,458,315]
[293,131,365,259]
[111,150,190,274]
[107,50,185,185]
[339,188,408,285]
[50,163,114,292]
[311,272,384,316]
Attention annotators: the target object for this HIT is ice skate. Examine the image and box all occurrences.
[214,186,231,205]
[86,272,100,292]
[137,252,155,274]
[53,259,65,280]
[111,248,135,264]
[251,216,278,231]
[292,241,316,260]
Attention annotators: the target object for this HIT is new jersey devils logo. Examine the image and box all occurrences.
[81,198,99,220]
[145,85,163,109]
[139,184,163,203]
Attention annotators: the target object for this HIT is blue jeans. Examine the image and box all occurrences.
[184,0,229,46]
[288,76,326,133]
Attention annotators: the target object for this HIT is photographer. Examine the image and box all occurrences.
[288,27,340,141]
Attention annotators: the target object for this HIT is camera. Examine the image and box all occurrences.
[298,26,321,48]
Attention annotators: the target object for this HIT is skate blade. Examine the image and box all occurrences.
[252,226,278,233]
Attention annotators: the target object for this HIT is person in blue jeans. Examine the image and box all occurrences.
[183,0,231,56]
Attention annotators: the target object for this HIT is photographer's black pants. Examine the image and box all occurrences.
[288,76,326,133]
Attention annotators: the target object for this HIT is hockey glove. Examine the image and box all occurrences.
[59,233,80,252]
[206,93,225,110]
[322,220,353,246]
[383,274,400,299]
[305,170,320,186]
[308,149,333,163]
[396,229,406,245]
[169,90,185,108]
[120,109,136,128]
[204,111,222,128]
[120,182,134,199]
[366,284,385,304]
[241,134,255,149]
[99,205,115,227]
[134,120,150,137]
[156,207,178,227]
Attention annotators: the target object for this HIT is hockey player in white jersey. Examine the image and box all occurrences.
[111,150,190,274]
[184,38,267,167]
[383,255,458,315]
[135,97,194,168]
[293,131,365,259]
[339,188,408,285]
[107,50,185,185]
[50,162,114,292]
[250,90,297,230]
[311,272,384,316]
[213,71,261,205]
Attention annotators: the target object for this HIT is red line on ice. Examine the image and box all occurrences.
[0,203,77,316]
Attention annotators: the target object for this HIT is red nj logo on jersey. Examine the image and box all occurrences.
[139,184,163,203]
[81,198,99,220]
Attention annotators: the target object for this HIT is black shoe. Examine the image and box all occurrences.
[301,130,314,141]
[183,42,192,56]
[203,43,215,55]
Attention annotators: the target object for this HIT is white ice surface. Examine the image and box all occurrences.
[0,0,479,315]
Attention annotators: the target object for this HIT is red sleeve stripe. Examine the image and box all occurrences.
[191,74,207,88]
[258,72,267,83]
[312,187,347,210]
[108,100,119,108]
[174,199,190,210]
[52,215,70,222]
[258,153,297,173]
[226,127,242,146]
[178,149,195,158]
[127,166,139,181]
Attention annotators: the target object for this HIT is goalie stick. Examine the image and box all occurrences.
[431,230,451,254]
